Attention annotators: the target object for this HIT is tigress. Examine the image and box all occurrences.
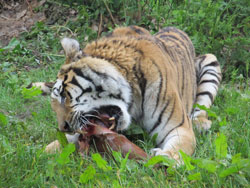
[33,26,222,162]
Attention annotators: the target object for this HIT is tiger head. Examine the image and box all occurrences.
[51,38,132,133]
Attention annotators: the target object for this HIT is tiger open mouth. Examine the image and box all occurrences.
[79,105,122,131]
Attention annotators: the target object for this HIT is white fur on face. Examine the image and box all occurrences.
[51,79,64,102]
[51,59,132,132]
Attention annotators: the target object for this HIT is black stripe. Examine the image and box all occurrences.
[196,91,213,102]
[159,34,188,52]
[113,60,129,77]
[137,36,166,56]
[199,79,219,86]
[90,53,130,77]
[199,69,221,82]
[149,99,172,134]
[70,76,93,101]
[70,103,86,108]
[90,68,122,87]
[196,55,206,71]
[129,26,145,34]
[69,77,84,102]
[89,67,128,103]
[45,82,55,88]
[138,65,147,118]
[159,34,194,66]
[200,61,220,75]
[158,35,194,82]
[154,37,169,54]
[96,85,104,93]
[90,68,108,79]
[108,93,124,101]
[151,59,164,117]
[156,113,185,147]
[52,88,59,97]
[156,27,190,44]
[170,27,195,56]
[133,64,147,118]
[60,75,68,96]
[73,68,95,85]
[204,61,219,68]
[66,91,73,100]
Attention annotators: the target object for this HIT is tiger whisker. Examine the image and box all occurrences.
[84,114,101,119]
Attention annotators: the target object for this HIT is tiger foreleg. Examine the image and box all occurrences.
[151,118,196,164]
[45,133,80,153]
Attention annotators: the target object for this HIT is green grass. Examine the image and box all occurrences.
[0,73,249,187]
[0,0,250,187]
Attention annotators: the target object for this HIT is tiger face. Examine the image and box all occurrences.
[51,41,132,133]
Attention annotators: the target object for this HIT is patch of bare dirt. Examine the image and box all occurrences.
[0,0,46,47]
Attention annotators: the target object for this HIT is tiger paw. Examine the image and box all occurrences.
[193,116,212,131]
[45,140,61,153]
[150,148,182,166]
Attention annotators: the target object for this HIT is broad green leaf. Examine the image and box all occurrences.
[0,113,8,126]
[56,153,70,165]
[192,158,218,173]
[219,165,239,178]
[188,172,201,181]
[219,159,250,178]
[92,153,112,171]
[56,131,69,148]
[21,86,42,99]
[62,143,75,155]
[3,38,20,50]
[56,143,75,165]
[80,165,96,184]
[232,153,242,164]
[214,133,227,159]
[144,155,175,167]
[179,150,195,171]
[233,159,250,170]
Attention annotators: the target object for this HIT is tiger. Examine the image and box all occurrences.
[32,26,222,162]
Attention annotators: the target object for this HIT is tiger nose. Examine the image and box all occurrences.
[59,121,71,132]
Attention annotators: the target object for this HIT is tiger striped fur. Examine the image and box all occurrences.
[33,26,221,162]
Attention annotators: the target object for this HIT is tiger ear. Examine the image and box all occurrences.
[61,38,80,64]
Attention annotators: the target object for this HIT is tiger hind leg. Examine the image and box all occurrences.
[192,54,222,131]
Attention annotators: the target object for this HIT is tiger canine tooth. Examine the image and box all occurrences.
[109,122,115,130]
[109,117,115,121]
